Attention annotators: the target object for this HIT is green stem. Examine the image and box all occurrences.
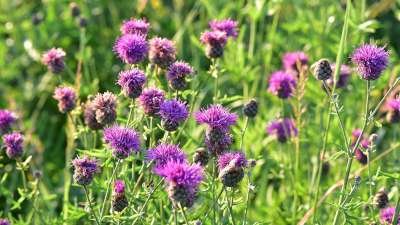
[392,193,400,225]
[179,203,190,225]
[126,100,135,127]
[240,117,249,151]
[225,188,236,225]
[83,185,101,225]
[242,173,252,225]
[131,179,163,225]
[100,160,121,220]
[16,161,28,190]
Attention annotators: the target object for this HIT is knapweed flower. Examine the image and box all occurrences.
[312,59,332,81]
[53,86,77,113]
[326,64,351,89]
[0,219,10,225]
[117,68,147,99]
[209,19,238,38]
[205,129,232,155]
[380,207,400,224]
[42,48,66,74]
[351,128,370,165]
[2,132,24,159]
[374,188,389,209]
[72,156,100,185]
[193,148,209,166]
[282,51,308,73]
[385,98,400,123]
[149,37,176,69]
[267,118,298,143]
[159,100,189,131]
[0,109,16,134]
[217,152,247,187]
[112,179,128,212]
[155,161,203,207]
[243,99,258,118]
[200,31,227,58]
[104,125,141,159]
[195,105,237,132]
[147,143,187,169]
[138,88,165,116]
[113,34,148,64]
[351,44,389,80]
[268,71,297,99]
[167,61,195,90]
[84,92,117,130]
[120,18,150,36]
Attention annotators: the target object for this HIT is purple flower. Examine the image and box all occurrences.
[113,34,148,64]
[195,105,237,132]
[138,88,165,116]
[167,61,195,90]
[104,125,140,159]
[84,92,117,130]
[267,118,298,143]
[159,100,189,131]
[120,19,150,36]
[268,70,297,99]
[113,179,125,195]
[146,143,187,169]
[326,64,352,89]
[387,99,400,111]
[0,109,16,134]
[380,207,400,224]
[42,48,66,74]
[282,51,308,73]
[112,179,128,212]
[53,86,77,113]
[354,148,367,165]
[209,19,238,38]
[200,31,227,58]
[149,37,176,69]
[205,129,232,156]
[352,44,389,80]
[217,152,247,171]
[2,132,24,159]
[72,156,100,185]
[117,69,147,99]
[0,219,10,225]
[386,98,400,123]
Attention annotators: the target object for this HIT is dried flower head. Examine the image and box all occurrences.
[209,19,238,38]
[149,37,176,69]
[243,99,258,118]
[351,44,389,80]
[138,88,165,116]
[104,125,141,159]
[117,68,147,99]
[113,34,148,64]
[147,143,187,169]
[120,19,150,36]
[374,188,389,209]
[72,156,100,185]
[268,70,297,99]
[195,105,237,132]
[167,61,195,90]
[84,92,117,130]
[2,132,24,159]
[0,109,17,134]
[312,59,332,81]
[159,100,189,131]
[267,118,298,143]
[42,48,66,74]
[200,31,227,58]
[53,86,77,113]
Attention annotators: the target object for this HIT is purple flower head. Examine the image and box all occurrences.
[2,132,24,159]
[268,70,297,99]
[380,207,400,224]
[53,86,77,113]
[326,64,352,89]
[200,31,227,58]
[159,100,189,131]
[104,125,140,159]
[354,148,368,165]
[195,105,237,132]
[146,143,187,169]
[112,179,128,211]
[387,98,400,112]
[167,61,195,90]
[42,48,66,74]
[209,19,239,38]
[149,37,176,69]
[71,156,100,185]
[267,118,298,143]
[120,18,150,36]
[205,129,232,156]
[84,92,117,130]
[0,219,10,225]
[0,109,16,134]
[155,161,203,188]
[352,44,389,80]
[113,34,148,64]
[117,69,147,99]
[217,152,247,171]
[282,51,309,73]
[113,179,125,195]
[138,88,165,116]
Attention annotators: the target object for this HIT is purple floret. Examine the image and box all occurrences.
[53,86,77,113]
[217,151,247,171]
[114,179,125,194]
[380,207,400,224]
[155,161,203,188]
[0,109,16,134]
[72,156,100,185]
[117,68,147,99]
[2,132,24,159]
[387,99,400,111]
[159,100,188,131]
[120,18,150,36]
[209,19,239,38]
[351,44,389,80]
[103,125,141,159]
[138,88,165,116]
[149,37,176,69]
[282,51,308,73]
[195,105,237,132]
[268,70,297,99]
[200,31,228,58]
[267,118,298,143]
[167,61,194,81]
[113,34,148,64]
[42,48,66,74]
[146,143,187,169]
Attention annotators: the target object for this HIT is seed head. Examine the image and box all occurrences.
[312,59,332,81]
[243,99,258,118]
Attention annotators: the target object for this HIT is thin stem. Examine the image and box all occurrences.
[174,207,178,225]
[392,193,400,225]
[179,203,190,225]
[83,185,101,225]
[211,160,217,225]
[131,179,163,225]
[240,117,249,150]
[225,188,236,225]
[100,160,121,220]
[242,173,251,225]
[16,161,28,190]
[126,100,135,127]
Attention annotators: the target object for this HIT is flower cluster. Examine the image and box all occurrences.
[267,118,298,143]
[104,125,141,159]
